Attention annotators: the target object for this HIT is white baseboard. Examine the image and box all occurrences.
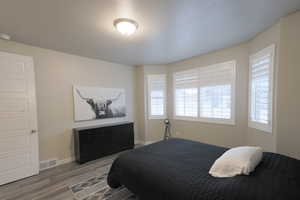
[39,157,75,171]
[135,140,144,145]
[59,157,75,165]
[135,140,157,145]
[144,141,156,145]
[39,140,158,171]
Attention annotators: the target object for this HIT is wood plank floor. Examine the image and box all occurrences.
[0,153,123,200]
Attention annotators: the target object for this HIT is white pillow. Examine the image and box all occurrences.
[209,146,263,178]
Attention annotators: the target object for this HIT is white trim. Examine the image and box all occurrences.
[39,157,75,171]
[135,140,157,145]
[144,141,156,145]
[135,140,144,145]
[173,60,236,125]
[248,44,275,133]
[25,56,40,175]
[59,157,75,165]
[149,115,166,120]
[173,116,199,121]
[147,74,167,120]
[248,121,272,133]
[174,116,235,125]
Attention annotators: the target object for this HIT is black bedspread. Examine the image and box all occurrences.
[107,138,300,200]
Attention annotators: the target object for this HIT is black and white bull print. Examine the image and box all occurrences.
[76,89,125,119]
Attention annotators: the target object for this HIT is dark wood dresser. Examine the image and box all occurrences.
[73,122,134,164]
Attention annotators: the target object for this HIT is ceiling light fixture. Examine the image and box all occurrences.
[0,33,11,40]
[113,18,138,36]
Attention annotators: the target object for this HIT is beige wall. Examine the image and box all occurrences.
[247,22,281,152]
[135,66,146,142]
[153,11,298,159]
[166,44,249,148]
[1,11,298,163]
[144,65,168,142]
[136,11,300,159]
[0,39,136,162]
[136,65,168,143]
[277,11,300,159]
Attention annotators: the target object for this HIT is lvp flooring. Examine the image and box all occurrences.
[0,153,123,200]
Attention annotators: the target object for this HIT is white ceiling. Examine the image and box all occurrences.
[0,0,299,66]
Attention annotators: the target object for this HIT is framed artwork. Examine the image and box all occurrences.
[73,86,126,122]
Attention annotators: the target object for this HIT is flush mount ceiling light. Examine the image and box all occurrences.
[0,33,11,40]
[113,18,138,36]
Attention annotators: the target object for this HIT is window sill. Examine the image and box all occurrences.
[248,121,272,133]
[149,115,166,120]
[173,116,235,126]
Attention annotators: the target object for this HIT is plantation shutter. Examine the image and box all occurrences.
[248,44,275,133]
[148,74,166,118]
[250,55,272,124]
[198,62,235,119]
[174,69,198,117]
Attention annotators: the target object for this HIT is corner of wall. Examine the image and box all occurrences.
[136,65,168,143]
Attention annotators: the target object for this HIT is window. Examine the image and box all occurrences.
[174,61,236,124]
[199,85,231,119]
[148,74,166,119]
[249,45,275,133]
[174,69,198,118]
[175,88,198,117]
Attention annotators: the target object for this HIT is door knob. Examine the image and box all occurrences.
[31,130,38,134]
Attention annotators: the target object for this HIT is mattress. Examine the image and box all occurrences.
[107,138,300,200]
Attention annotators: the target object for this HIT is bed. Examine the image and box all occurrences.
[107,138,300,200]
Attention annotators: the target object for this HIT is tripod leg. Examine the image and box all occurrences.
[167,126,171,139]
[164,126,168,140]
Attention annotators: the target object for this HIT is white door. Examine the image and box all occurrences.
[0,51,39,185]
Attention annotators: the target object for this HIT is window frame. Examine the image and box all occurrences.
[173,60,236,125]
[147,74,167,120]
[248,44,275,133]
